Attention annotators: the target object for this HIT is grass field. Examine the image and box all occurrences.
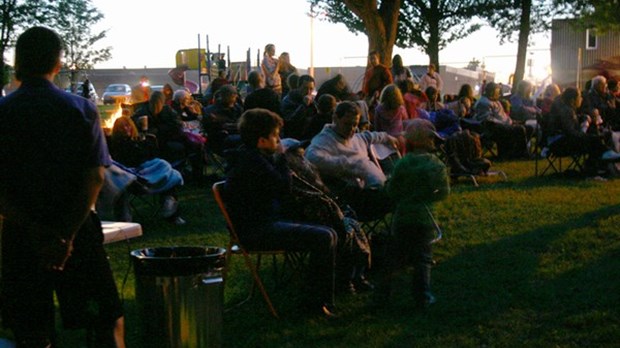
[3,155,620,347]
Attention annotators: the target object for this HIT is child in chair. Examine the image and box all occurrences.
[379,118,450,307]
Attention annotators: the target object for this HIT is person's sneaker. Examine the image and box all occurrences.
[171,216,187,226]
[414,291,436,309]
[601,150,620,161]
[160,196,178,218]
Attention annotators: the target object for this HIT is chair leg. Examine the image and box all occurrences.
[241,252,279,318]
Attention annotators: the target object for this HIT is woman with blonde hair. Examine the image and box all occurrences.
[109,116,186,225]
[278,51,297,97]
[374,84,408,152]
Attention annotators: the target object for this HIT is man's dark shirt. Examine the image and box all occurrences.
[0,78,110,227]
[225,147,291,243]
[244,88,282,116]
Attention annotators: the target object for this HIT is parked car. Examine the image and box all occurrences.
[66,81,98,104]
[102,83,132,105]
[150,84,164,93]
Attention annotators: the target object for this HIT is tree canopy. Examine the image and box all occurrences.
[309,0,485,69]
[0,0,110,90]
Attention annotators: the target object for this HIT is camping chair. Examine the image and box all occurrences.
[212,181,305,318]
[438,130,507,187]
[534,114,588,176]
[460,118,498,158]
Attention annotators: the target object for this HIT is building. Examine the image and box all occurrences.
[551,18,620,90]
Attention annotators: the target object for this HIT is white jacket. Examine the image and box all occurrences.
[304,124,393,188]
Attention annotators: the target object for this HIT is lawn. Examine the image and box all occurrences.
[2,157,620,347]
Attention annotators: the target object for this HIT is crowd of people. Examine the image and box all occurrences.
[2,29,620,345]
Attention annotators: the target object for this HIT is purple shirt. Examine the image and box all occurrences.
[0,78,110,225]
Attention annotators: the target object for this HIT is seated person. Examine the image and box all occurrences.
[316,73,358,102]
[281,74,317,139]
[473,82,529,159]
[108,116,186,225]
[225,108,338,317]
[171,89,202,122]
[582,75,616,128]
[422,86,444,113]
[445,96,473,119]
[373,84,407,152]
[510,80,541,123]
[204,70,230,104]
[280,138,373,294]
[202,84,244,155]
[243,70,282,116]
[548,87,620,174]
[304,101,399,221]
[133,91,204,181]
[397,78,428,120]
[303,94,337,141]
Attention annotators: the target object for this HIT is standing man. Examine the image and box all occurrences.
[0,27,125,347]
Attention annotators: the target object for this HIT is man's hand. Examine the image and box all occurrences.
[387,135,400,150]
[38,237,74,271]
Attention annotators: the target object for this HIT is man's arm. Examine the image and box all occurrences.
[41,166,104,271]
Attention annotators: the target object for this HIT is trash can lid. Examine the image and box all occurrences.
[131,246,226,276]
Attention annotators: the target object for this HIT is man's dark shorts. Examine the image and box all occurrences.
[1,212,123,341]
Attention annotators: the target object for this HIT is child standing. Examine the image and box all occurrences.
[379,118,450,307]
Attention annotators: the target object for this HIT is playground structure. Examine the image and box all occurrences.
[174,34,268,95]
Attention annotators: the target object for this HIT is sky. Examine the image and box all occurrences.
[90,0,552,84]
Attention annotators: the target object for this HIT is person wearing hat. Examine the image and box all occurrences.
[376,118,450,308]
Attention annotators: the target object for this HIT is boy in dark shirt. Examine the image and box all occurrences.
[225,108,339,317]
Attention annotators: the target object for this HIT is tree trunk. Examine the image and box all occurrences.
[427,0,441,68]
[0,54,6,91]
[512,0,531,93]
[344,0,401,66]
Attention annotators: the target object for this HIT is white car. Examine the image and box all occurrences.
[102,83,132,105]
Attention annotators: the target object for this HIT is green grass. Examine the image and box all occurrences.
[3,159,620,347]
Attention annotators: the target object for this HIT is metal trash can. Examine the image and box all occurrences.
[131,246,226,348]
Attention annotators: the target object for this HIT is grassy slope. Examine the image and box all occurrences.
[3,157,619,347]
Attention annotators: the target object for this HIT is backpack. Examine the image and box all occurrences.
[445,129,491,175]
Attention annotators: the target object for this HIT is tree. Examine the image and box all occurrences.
[309,0,485,70]
[309,0,401,66]
[557,0,620,33]
[0,0,49,90]
[397,0,483,68]
[466,57,481,71]
[480,0,588,91]
[47,0,111,89]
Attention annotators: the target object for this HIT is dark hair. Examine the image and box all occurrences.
[297,74,315,88]
[457,84,473,99]
[317,94,336,114]
[561,87,580,104]
[484,82,498,97]
[334,100,360,119]
[287,73,300,90]
[248,70,262,87]
[15,27,64,81]
[425,86,438,101]
[238,108,283,148]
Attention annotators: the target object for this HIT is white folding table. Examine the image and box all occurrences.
[102,221,143,244]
